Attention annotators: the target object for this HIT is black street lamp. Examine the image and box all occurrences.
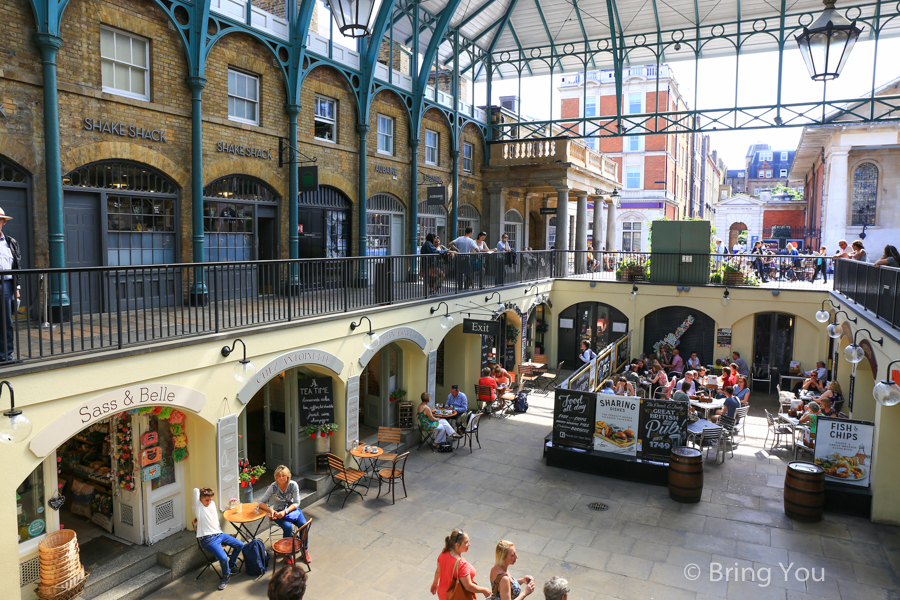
[0,381,32,444]
[795,0,864,81]
[326,0,384,37]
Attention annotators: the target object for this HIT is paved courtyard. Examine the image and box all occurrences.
[147,392,900,600]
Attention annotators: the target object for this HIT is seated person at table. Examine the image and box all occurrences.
[798,371,825,395]
[579,341,596,365]
[720,367,736,390]
[731,352,749,377]
[813,382,843,412]
[624,364,644,388]
[805,361,827,381]
[261,466,311,563]
[665,349,684,375]
[192,487,244,590]
[634,358,649,377]
[734,377,750,405]
[673,380,691,405]
[446,385,469,413]
[477,367,498,407]
[418,392,460,445]
[600,379,616,394]
[816,396,837,417]
[697,366,708,381]
[675,371,697,396]
[614,376,635,396]
[711,386,740,424]
[687,352,701,371]
[649,363,668,398]
[798,401,820,443]
[493,365,512,389]
[492,363,512,381]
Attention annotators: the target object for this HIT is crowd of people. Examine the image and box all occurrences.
[420,228,520,292]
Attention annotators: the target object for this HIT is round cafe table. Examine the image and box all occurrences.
[350,444,384,488]
[223,502,269,542]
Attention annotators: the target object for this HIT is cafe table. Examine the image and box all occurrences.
[687,419,724,462]
[350,444,384,488]
[689,398,726,420]
[223,502,269,543]
[780,374,807,391]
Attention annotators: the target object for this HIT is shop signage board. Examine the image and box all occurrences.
[236,348,344,404]
[481,335,492,370]
[30,384,207,458]
[427,186,447,206]
[717,328,732,347]
[813,417,874,488]
[569,364,592,392]
[594,393,640,456]
[463,318,499,336]
[615,333,630,370]
[216,414,239,510]
[82,117,168,142]
[540,207,556,215]
[346,375,360,450]
[297,377,335,426]
[553,389,596,448]
[298,166,319,192]
[637,399,689,460]
[216,141,272,159]
[461,181,476,191]
[596,349,613,387]
[427,350,437,401]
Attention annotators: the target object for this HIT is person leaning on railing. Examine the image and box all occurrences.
[874,245,900,268]
[421,233,456,294]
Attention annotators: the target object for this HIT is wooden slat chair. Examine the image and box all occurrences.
[539,361,564,392]
[533,354,549,373]
[375,426,402,464]
[272,519,312,574]
[475,384,498,415]
[518,364,539,390]
[376,452,410,505]
[325,453,368,508]
[456,412,484,454]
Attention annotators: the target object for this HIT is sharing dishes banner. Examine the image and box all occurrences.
[594,393,640,455]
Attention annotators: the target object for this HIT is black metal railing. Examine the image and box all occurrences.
[0,252,553,365]
[556,251,834,288]
[834,258,900,330]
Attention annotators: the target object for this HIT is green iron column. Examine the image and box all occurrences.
[450,149,460,241]
[287,104,300,260]
[357,123,369,274]
[186,76,208,305]
[33,33,70,320]
[408,137,420,255]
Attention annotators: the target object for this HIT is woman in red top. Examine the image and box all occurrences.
[431,529,491,599]
[478,367,498,403]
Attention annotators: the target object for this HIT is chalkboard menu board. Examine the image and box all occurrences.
[481,335,492,369]
[297,377,335,426]
[616,335,630,370]
[553,389,596,448]
[637,398,688,460]
[569,365,592,392]
[504,345,516,370]
[717,328,732,347]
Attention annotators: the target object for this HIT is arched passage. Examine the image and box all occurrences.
[558,301,629,368]
[729,221,748,250]
[642,306,715,367]
[0,155,33,268]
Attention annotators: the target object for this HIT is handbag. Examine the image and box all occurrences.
[446,559,477,600]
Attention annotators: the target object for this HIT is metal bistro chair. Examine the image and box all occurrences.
[376,451,410,505]
[325,453,368,508]
[693,426,724,462]
[539,362,564,392]
[715,415,737,460]
[456,412,484,454]
[192,519,243,581]
[764,409,793,451]
[272,519,312,574]
[732,404,750,441]
[751,363,773,394]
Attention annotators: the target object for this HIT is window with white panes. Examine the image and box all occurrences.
[377,115,393,155]
[228,69,259,125]
[622,221,641,252]
[627,93,642,114]
[462,143,473,173]
[626,136,642,152]
[780,169,787,177]
[781,152,788,161]
[314,95,336,142]
[625,166,641,189]
[425,130,438,165]
[100,27,149,101]
[585,97,597,117]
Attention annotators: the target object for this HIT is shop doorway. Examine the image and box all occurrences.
[0,156,33,269]
[728,222,748,251]
[557,302,629,368]
[245,373,292,471]
[361,343,402,429]
[753,312,795,371]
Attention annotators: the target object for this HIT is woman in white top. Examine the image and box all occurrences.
[192,487,244,589]
[474,231,491,253]
[496,234,511,253]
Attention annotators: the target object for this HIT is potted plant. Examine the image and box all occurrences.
[389,389,407,403]
[536,320,549,335]
[305,423,334,453]
[615,257,647,281]
[721,261,745,286]
[238,458,265,503]
[506,323,520,344]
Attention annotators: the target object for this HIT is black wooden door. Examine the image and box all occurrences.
[298,208,324,258]
[64,192,103,314]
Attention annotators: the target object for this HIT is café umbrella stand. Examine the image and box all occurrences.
[784,462,826,523]
[668,447,703,503]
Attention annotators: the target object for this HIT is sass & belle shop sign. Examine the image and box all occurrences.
[359,327,427,367]
[30,384,206,457]
[813,417,874,488]
[594,393,639,456]
[236,348,344,403]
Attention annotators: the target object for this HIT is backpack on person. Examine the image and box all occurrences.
[242,537,269,576]
[513,393,529,413]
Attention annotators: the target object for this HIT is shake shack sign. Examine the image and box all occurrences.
[216,141,272,159]
[83,118,168,142]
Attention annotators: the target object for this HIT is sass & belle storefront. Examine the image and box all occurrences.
[18,385,207,590]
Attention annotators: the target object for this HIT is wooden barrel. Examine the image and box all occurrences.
[784,462,825,522]
[669,447,703,503]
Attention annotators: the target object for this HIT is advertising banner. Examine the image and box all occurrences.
[813,417,874,487]
[594,393,639,455]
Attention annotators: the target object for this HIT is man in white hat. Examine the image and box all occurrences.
[0,208,21,362]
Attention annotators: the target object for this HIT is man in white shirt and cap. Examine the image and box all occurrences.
[0,208,21,362]
[451,227,477,289]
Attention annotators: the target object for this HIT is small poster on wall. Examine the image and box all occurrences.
[717,328,732,347]
[594,393,639,456]
[813,417,874,488]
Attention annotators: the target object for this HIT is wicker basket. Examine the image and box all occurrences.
[38,530,77,553]
[38,567,86,595]
[36,578,86,600]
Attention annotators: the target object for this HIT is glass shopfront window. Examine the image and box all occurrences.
[18,464,47,544]
[204,202,254,262]
[107,197,176,265]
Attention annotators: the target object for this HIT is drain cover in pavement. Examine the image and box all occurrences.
[587,502,608,511]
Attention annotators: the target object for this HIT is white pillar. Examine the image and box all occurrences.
[575,191,588,274]
[555,187,569,275]
[606,200,618,252]
[822,147,850,253]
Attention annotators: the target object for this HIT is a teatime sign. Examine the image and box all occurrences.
[237,348,344,403]
[297,377,335,426]
[30,384,207,457]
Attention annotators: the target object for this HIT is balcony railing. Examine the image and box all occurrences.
[834,258,900,330]
[492,139,619,182]
[0,252,552,366]
[559,66,669,87]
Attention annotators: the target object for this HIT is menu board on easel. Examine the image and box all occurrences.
[553,389,596,448]
[297,377,335,426]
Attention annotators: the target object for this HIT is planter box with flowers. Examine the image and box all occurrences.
[616,258,648,281]
[305,423,338,454]
[238,459,266,503]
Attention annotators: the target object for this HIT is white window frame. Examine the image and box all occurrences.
[626,92,643,115]
[585,97,597,118]
[100,27,150,101]
[462,143,473,173]
[314,95,336,142]
[425,130,439,165]
[781,151,788,161]
[625,166,642,190]
[625,135,643,152]
[377,114,394,155]
[228,69,259,126]
[780,169,787,177]
[754,187,760,195]
[622,220,642,252]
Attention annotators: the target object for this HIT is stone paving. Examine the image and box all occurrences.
[145,391,900,600]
